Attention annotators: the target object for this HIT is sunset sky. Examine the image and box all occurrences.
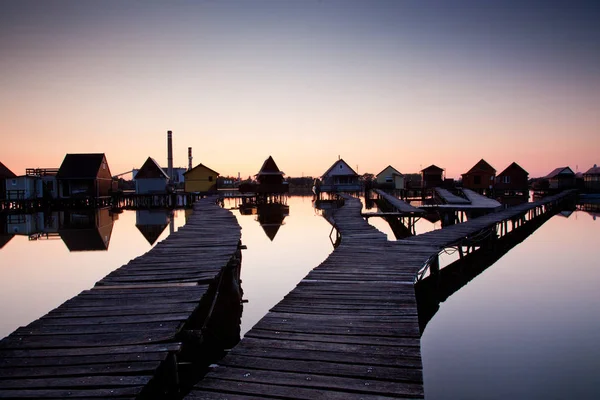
[1,0,598,179]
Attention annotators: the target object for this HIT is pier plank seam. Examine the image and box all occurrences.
[0,196,241,399]
[186,190,576,400]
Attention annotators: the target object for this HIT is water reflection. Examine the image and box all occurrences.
[0,209,187,339]
[257,203,289,241]
[421,207,600,400]
[59,208,115,251]
[1,208,117,252]
[135,209,172,245]
[415,207,556,335]
[225,195,332,335]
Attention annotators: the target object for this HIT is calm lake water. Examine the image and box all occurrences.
[0,196,597,399]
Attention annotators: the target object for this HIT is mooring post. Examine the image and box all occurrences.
[429,255,440,275]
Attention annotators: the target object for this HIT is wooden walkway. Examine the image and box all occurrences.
[460,189,501,209]
[186,190,576,399]
[407,190,575,250]
[186,195,436,399]
[434,188,470,204]
[373,189,425,215]
[0,196,241,399]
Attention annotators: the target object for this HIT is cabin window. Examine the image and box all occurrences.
[474,176,481,185]
[339,165,343,169]
[11,179,17,186]
[385,176,393,183]
[502,176,511,184]
[208,176,213,182]
[46,181,54,191]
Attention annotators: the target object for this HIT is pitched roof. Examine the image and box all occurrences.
[376,165,403,178]
[183,163,219,176]
[322,159,358,177]
[59,228,111,251]
[545,167,574,179]
[421,164,444,173]
[584,165,600,175]
[464,159,496,175]
[136,223,168,245]
[497,162,528,177]
[135,157,169,179]
[257,156,284,176]
[0,161,17,179]
[56,154,107,179]
[257,203,288,241]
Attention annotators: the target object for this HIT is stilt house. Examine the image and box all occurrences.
[0,162,17,200]
[583,164,600,192]
[56,154,113,198]
[420,165,445,189]
[184,163,219,193]
[134,157,170,194]
[461,159,496,195]
[255,156,288,194]
[376,166,405,190]
[545,167,576,190]
[320,158,361,192]
[495,162,529,196]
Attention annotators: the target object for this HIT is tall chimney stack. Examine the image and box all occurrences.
[188,147,193,171]
[167,130,173,182]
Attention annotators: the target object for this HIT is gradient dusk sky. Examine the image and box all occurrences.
[1,0,598,179]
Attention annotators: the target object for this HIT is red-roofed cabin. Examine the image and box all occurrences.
[461,159,496,195]
[495,162,529,196]
[56,154,113,198]
[544,167,575,190]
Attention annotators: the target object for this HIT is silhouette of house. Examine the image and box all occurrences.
[134,157,170,194]
[320,158,361,192]
[184,163,219,193]
[495,162,529,196]
[56,154,113,198]
[583,164,600,192]
[58,208,114,251]
[135,210,171,245]
[545,167,576,190]
[461,159,496,194]
[0,161,17,200]
[256,156,288,194]
[256,203,289,241]
[376,166,405,190]
[420,165,444,189]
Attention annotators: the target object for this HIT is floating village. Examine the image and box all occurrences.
[0,130,599,399]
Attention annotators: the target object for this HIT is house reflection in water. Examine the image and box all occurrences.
[135,210,172,245]
[3,211,61,243]
[239,202,289,241]
[59,208,115,251]
[0,208,115,251]
[257,203,289,241]
[0,215,14,249]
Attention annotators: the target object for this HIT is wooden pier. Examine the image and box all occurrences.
[372,189,425,215]
[434,188,470,204]
[0,196,242,399]
[186,190,576,399]
[187,195,435,399]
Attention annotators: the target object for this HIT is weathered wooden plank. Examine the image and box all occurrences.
[0,386,145,398]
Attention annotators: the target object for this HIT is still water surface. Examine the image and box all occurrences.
[421,209,600,400]
[0,196,597,399]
